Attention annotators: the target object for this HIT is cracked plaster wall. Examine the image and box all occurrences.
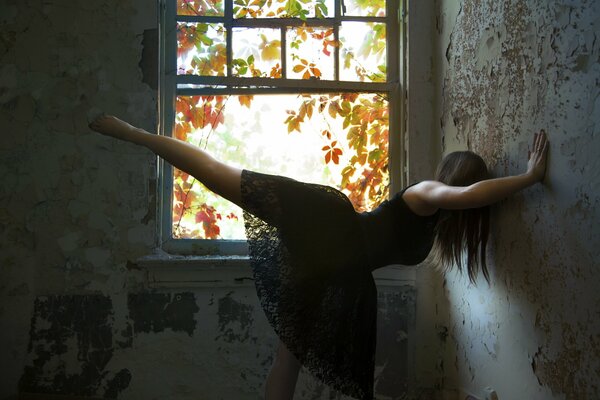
[0,1,423,398]
[435,0,600,399]
[0,0,278,398]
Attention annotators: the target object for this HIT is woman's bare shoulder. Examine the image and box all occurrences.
[405,180,484,210]
[402,181,441,216]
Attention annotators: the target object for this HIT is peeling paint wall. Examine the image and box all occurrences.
[435,0,600,399]
[0,0,423,398]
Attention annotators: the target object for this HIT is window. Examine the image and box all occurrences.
[158,0,405,255]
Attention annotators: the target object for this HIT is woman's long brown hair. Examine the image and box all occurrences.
[433,151,491,284]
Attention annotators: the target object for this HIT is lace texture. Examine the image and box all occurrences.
[241,169,377,400]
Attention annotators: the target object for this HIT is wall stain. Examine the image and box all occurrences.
[128,292,199,336]
[19,295,131,398]
[532,324,587,399]
[215,291,255,343]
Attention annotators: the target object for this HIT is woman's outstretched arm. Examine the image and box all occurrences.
[414,130,549,210]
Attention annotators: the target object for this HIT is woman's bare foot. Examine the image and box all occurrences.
[88,115,147,144]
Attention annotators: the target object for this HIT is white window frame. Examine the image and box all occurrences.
[157,0,407,256]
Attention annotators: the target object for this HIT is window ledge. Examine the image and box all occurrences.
[137,250,417,289]
[137,251,253,288]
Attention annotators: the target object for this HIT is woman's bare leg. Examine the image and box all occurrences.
[89,115,242,206]
[265,340,301,400]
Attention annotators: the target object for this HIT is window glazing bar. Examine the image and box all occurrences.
[176,15,386,26]
[176,75,396,91]
[176,87,391,96]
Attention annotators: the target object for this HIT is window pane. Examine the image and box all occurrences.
[232,28,282,78]
[233,0,334,19]
[173,93,389,239]
[286,27,335,80]
[177,0,225,16]
[342,0,386,17]
[177,22,227,76]
[339,22,386,82]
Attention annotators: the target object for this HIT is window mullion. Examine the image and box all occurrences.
[160,0,178,249]
[225,0,233,77]
[334,0,341,81]
[281,27,287,79]
[386,0,400,85]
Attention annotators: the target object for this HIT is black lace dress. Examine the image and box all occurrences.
[241,169,439,400]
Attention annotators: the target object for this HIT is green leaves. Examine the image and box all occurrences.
[232,55,254,76]
[314,0,328,18]
[231,0,328,19]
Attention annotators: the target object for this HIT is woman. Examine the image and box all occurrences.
[89,115,549,400]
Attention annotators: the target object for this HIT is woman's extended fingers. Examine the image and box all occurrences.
[540,130,549,158]
[534,130,549,165]
[533,129,548,157]
[525,129,549,182]
[530,131,540,159]
[535,131,544,152]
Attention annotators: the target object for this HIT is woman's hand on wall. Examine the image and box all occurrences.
[526,130,549,183]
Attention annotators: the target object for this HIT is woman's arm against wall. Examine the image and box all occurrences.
[415,130,549,210]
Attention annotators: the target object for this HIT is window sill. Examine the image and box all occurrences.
[137,252,254,288]
[137,250,417,289]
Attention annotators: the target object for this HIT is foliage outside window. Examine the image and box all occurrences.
[160,0,402,249]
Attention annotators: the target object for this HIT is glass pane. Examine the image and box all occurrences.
[232,28,281,78]
[177,22,227,76]
[233,0,333,19]
[177,0,224,16]
[342,0,386,17]
[339,22,386,82]
[286,27,335,80]
[173,93,389,239]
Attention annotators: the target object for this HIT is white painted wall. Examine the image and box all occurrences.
[434,1,600,399]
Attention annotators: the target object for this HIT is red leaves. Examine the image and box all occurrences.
[322,141,343,164]
[195,204,221,239]
[175,96,226,135]
[173,171,197,224]
[312,28,337,57]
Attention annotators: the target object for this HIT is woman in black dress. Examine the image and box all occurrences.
[89,115,549,400]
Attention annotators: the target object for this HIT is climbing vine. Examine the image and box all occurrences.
[172,0,389,239]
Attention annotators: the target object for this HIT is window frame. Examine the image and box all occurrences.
[157,0,407,255]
